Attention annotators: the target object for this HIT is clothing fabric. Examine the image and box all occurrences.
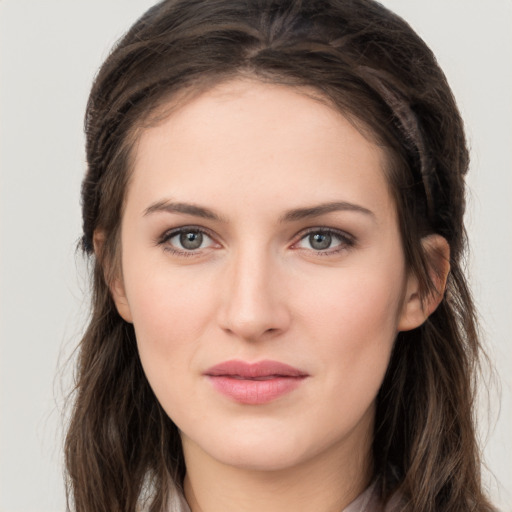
[166,480,383,512]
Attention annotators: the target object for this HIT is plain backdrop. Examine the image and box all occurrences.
[0,1,511,511]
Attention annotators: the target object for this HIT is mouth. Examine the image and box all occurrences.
[204,359,309,405]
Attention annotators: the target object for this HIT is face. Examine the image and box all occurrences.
[112,79,422,474]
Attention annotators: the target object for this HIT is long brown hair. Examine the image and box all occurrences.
[65,1,494,510]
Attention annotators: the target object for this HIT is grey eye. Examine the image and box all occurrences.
[296,229,353,253]
[165,229,214,251]
[180,231,204,250]
[309,232,332,250]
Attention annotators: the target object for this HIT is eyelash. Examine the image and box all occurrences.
[156,226,356,257]
[157,225,218,257]
[293,228,356,255]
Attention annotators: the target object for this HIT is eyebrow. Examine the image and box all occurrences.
[143,200,227,222]
[143,199,375,223]
[279,201,375,222]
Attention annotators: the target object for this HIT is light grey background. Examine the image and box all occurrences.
[0,1,510,511]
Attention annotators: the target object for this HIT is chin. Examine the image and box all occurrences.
[210,440,309,472]
[182,418,340,474]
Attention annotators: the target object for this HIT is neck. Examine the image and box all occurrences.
[182,431,373,512]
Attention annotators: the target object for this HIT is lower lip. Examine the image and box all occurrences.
[207,376,305,405]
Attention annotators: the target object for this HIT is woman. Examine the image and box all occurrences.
[65,0,495,511]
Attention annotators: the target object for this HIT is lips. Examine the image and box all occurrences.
[204,360,308,405]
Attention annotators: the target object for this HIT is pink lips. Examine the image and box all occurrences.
[204,360,308,405]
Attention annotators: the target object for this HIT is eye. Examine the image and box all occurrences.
[159,227,217,254]
[295,229,354,253]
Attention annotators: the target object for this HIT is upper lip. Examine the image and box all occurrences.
[204,359,308,379]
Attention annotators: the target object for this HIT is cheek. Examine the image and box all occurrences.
[125,271,215,423]
[293,261,405,405]
[132,279,208,343]
[296,255,405,337]
[121,256,217,381]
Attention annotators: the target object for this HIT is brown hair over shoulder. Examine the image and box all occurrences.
[66,1,494,511]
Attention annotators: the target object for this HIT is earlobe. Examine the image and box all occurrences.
[398,234,450,332]
[93,230,133,324]
[110,276,134,324]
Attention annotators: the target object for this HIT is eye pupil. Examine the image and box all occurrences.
[309,232,331,250]
[180,231,203,250]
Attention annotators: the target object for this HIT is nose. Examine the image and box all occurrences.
[217,246,291,342]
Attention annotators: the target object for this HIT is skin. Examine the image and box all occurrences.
[108,79,447,512]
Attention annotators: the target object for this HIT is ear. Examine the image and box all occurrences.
[398,234,450,332]
[93,230,133,323]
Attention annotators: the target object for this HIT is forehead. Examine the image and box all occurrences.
[128,79,394,219]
